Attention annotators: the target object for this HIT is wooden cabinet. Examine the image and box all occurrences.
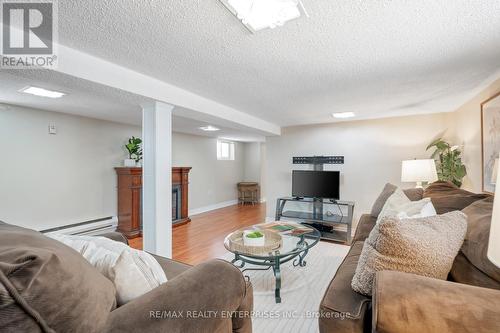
[115,167,191,239]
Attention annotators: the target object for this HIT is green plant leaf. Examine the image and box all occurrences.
[426,138,442,150]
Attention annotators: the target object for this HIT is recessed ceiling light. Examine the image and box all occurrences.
[19,86,66,98]
[199,125,220,132]
[220,0,309,33]
[332,112,355,119]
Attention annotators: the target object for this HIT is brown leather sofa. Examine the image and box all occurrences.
[319,181,500,333]
[0,222,253,333]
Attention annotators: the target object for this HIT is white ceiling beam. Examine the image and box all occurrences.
[54,44,281,136]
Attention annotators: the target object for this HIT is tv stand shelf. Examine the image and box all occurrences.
[275,197,355,244]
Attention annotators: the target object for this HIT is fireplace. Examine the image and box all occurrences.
[171,167,192,226]
[172,185,181,222]
[115,166,192,239]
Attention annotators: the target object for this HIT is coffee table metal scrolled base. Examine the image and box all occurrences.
[228,231,320,304]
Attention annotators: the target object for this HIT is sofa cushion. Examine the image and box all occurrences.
[351,211,467,296]
[423,181,490,214]
[0,222,116,333]
[458,197,500,286]
[319,241,372,333]
[370,183,397,217]
[353,215,376,243]
[373,270,500,333]
[370,183,423,217]
[450,252,500,290]
[403,187,425,201]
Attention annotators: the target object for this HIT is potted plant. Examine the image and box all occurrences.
[426,138,467,187]
[124,136,142,167]
[243,230,266,247]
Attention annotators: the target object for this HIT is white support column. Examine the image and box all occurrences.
[142,101,173,258]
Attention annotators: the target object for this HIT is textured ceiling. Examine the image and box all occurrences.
[57,0,500,126]
[0,69,147,125]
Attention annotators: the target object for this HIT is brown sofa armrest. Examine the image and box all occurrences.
[104,259,252,333]
[99,231,129,245]
[373,271,500,333]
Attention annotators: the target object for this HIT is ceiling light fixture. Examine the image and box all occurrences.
[332,112,355,119]
[19,86,66,98]
[220,0,309,33]
[199,125,220,132]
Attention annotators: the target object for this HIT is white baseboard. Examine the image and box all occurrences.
[189,199,239,216]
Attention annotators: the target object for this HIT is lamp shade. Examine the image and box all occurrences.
[401,159,438,183]
[488,165,500,268]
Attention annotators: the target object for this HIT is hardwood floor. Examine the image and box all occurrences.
[129,203,267,265]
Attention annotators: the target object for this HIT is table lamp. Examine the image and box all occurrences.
[401,159,438,188]
[488,162,500,269]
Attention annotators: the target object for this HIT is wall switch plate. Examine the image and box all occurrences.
[48,124,57,134]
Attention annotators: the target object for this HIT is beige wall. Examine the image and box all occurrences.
[241,142,267,202]
[265,113,454,225]
[0,105,252,230]
[172,132,245,212]
[242,142,261,182]
[260,143,267,202]
[0,105,141,230]
[449,78,500,192]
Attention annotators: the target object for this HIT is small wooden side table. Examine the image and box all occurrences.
[237,182,260,205]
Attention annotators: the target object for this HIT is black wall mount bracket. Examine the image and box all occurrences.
[293,156,344,165]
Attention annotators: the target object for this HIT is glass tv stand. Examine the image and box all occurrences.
[275,197,355,244]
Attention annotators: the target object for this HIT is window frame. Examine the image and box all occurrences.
[217,140,235,161]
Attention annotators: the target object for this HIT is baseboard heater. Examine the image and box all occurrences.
[41,216,118,236]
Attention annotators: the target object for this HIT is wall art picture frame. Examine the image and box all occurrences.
[481,91,500,193]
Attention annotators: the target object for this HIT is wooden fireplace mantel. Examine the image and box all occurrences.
[115,166,192,239]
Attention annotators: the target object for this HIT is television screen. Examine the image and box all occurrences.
[292,170,340,199]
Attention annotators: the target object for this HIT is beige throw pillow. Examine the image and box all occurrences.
[370,183,424,217]
[377,188,435,223]
[49,234,167,305]
[351,211,467,296]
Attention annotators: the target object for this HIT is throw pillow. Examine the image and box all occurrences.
[396,201,437,219]
[351,211,467,296]
[0,222,116,332]
[370,183,424,217]
[377,188,435,223]
[49,234,168,305]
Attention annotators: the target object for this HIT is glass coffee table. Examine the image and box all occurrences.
[224,223,321,303]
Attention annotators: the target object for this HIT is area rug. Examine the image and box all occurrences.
[220,241,350,333]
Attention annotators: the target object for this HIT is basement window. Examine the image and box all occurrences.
[217,140,235,161]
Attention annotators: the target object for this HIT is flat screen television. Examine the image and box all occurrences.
[292,170,340,199]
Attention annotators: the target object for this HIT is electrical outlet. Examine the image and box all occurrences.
[48,124,57,134]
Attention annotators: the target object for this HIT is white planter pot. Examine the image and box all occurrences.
[124,159,136,167]
[243,230,266,247]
